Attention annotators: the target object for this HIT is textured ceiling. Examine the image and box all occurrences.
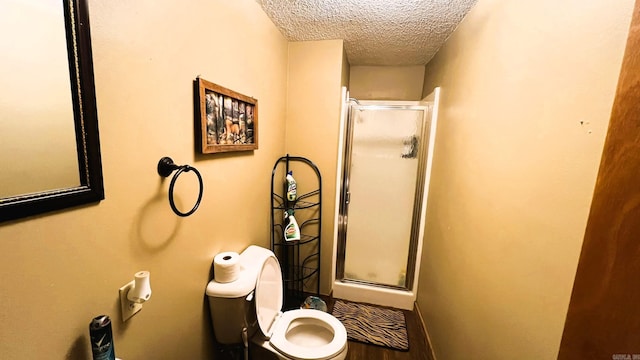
[256,0,478,66]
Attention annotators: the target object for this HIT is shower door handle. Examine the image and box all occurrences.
[346,192,351,204]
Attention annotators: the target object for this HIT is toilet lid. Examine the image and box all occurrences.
[255,256,283,336]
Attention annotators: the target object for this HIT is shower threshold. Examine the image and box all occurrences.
[333,279,415,310]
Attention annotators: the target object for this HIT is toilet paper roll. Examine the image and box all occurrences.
[214,251,240,283]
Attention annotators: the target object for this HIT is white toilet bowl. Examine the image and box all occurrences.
[267,309,347,360]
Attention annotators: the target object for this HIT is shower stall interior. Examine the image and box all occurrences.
[333,88,440,310]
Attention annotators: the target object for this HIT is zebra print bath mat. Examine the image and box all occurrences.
[331,299,409,351]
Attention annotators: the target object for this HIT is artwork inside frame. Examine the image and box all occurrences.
[196,77,258,154]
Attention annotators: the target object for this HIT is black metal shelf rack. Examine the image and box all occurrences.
[270,155,321,310]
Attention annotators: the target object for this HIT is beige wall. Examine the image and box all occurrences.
[417,0,634,359]
[341,49,351,90]
[0,1,288,359]
[349,65,425,100]
[285,40,347,295]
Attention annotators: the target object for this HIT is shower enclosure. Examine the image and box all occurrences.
[333,88,440,310]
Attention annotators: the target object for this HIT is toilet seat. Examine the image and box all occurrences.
[255,256,347,360]
[269,309,347,360]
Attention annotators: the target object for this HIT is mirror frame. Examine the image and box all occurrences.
[0,0,104,223]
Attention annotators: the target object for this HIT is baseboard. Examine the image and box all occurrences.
[414,302,437,360]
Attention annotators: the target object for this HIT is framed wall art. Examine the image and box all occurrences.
[196,77,258,154]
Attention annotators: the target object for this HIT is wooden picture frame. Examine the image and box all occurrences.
[196,77,258,154]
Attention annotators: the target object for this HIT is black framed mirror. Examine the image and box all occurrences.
[0,0,103,223]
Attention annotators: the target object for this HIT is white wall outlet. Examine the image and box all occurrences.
[119,280,142,322]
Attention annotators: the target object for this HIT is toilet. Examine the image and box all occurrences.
[206,245,348,360]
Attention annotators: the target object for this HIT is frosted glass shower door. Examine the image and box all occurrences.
[343,106,426,288]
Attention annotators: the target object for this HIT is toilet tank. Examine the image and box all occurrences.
[206,295,254,344]
[205,246,274,344]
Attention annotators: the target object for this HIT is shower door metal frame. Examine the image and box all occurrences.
[336,101,432,291]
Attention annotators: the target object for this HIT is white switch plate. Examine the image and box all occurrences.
[119,280,142,322]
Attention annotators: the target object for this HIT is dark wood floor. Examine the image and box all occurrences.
[248,297,435,360]
[326,298,434,360]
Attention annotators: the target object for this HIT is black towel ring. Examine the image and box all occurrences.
[157,157,203,217]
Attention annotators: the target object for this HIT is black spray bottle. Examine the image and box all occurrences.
[89,315,116,360]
